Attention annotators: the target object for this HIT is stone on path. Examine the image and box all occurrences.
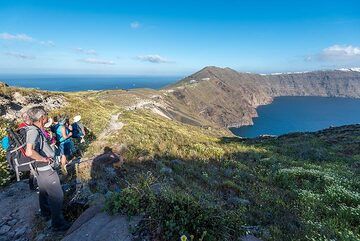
[62,211,140,241]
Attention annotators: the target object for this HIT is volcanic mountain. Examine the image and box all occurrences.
[162,66,360,127]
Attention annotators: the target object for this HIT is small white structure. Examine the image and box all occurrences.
[189,79,197,84]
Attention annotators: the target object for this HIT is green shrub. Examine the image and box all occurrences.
[104,173,245,241]
[275,166,360,240]
[0,119,11,186]
[105,188,143,216]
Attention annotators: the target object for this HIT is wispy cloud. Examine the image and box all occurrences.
[0,32,54,46]
[130,21,141,29]
[0,33,33,41]
[79,58,115,65]
[5,52,35,59]
[75,47,97,55]
[136,54,172,63]
[39,40,55,47]
[306,44,360,62]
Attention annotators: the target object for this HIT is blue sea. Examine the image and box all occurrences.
[0,75,181,92]
[231,96,360,138]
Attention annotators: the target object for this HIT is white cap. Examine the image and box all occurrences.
[44,118,53,128]
[73,115,81,123]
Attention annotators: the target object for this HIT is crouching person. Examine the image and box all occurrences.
[25,106,70,231]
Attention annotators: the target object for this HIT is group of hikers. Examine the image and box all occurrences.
[1,106,87,231]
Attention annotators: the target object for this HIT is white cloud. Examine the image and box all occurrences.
[321,45,360,60]
[5,52,35,59]
[0,33,33,41]
[130,21,141,29]
[304,56,313,62]
[75,47,97,55]
[307,44,360,62]
[79,58,115,65]
[0,32,54,47]
[136,54,172,63]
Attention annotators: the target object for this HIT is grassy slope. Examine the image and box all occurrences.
[1,86,359,240]
[95,92,359,241]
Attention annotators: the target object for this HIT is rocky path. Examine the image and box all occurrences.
[0,181,38,241]
[0,181,138,241]
[98,113,124,140]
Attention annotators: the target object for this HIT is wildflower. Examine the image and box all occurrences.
[180,235,188,241]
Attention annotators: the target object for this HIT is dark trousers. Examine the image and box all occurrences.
[36,169,65,227]
[29,172,37,190]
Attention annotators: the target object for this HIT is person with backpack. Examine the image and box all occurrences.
[55,116,74,175]
[17,110,39,190]
[71,115,86,143]
[18,110,32,128]
[25,106,70,231]
[50,116,59,134]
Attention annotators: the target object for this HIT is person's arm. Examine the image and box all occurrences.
[61,126,72,139]
[26,143,49,163]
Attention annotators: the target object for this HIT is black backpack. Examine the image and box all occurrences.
[6,127,42,181]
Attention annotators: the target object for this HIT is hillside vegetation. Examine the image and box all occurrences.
[101,111,360,241]
[0,76,359,240]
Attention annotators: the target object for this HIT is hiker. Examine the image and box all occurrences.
[43,118,56,146]
[71,115,86,143]
[25,106,70,231]
[55,116,74,174]
[18,110,37,190]
[18,110,32,128]
[50,116,59,134]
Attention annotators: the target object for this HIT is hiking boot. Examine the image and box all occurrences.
[52,221,71,232]
[35,212,51,222]
[41,215,51,222]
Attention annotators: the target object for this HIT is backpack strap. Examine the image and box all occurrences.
[24,125,46,173]
[27,125,46,153]
[9,143,26,154]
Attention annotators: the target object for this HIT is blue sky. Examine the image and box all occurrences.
[0,0,360,75]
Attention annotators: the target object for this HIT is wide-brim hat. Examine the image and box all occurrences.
[73,115,81,123]
[44,118,53,128]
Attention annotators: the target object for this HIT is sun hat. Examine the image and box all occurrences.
[44,118,53,128]
[73,115,81,123]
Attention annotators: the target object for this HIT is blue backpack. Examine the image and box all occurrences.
[1,136,10,150]
[71,122,84,138]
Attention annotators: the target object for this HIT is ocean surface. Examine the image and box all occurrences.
[0,75,181,91]
[231,96,360,138]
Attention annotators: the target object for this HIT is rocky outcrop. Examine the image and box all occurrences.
[164,67,360,128]
[62,206,141,241]
[0,82,66,120]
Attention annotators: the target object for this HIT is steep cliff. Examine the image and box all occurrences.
[164,67,360,127]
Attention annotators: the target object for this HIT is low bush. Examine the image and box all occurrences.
[104,173,245,241]
[0,119,11,186]
[275,166,360,240]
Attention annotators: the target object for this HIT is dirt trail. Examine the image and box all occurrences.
[98,113,124,140]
